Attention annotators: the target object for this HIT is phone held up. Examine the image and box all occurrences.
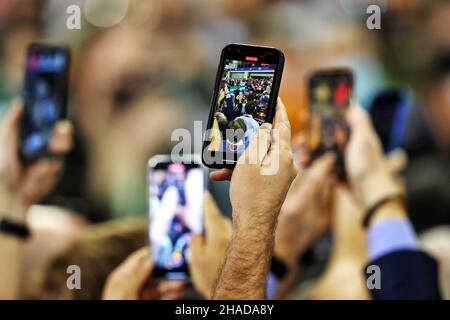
[369,87,412,154]
[307,68,354,180]
[202,43,285,169]
[19,43,71,163]
[148,155,205,281]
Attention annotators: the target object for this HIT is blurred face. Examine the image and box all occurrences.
[74,28,195,213]
[427,75,450,153]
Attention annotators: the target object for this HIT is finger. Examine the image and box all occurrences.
[109,247,153,288]
[49,120,73,155]
[3,101,23,132]
[209,169,233,181]
[292,131,308,151]
[157,281,185,295]
[386,148,407,174]
[306,153,336,195]
[189,234,204,256]
[271,98,292,152]
[239,122,272,165]
[21,159,64,201]
[1,102,22,153]
[159,288,184,300]
[346,104,373,134]
[140,284,160,300]
[203,192,224,230]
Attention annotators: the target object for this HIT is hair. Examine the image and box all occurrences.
[228,118,247,142]
[245,101,256,115]
[35,218,148,300]
[215,112,228,132]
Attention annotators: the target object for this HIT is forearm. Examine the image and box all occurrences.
[0,192,28,299]
[212,214,277,300]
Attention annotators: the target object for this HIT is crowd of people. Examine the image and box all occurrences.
[0,0,449,301]
[211,63,274,153]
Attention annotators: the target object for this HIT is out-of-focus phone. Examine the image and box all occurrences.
[307,68,353,179]
[148,155,205,280]
[369,87,412,154]
[202,43,285,168]
[20,43,70,163]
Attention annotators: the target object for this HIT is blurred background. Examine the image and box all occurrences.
[1,0,450,299]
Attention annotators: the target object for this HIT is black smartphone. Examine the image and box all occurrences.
[369,87,412,154]
[202,43,285,168]
[19,43,70,163]
[148,155,205,280]
[307,68,353,179]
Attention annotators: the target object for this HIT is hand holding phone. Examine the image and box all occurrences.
[307,68,353,179]
[148,155,205,280]
[20,43,70,163]
[202,44,285,168]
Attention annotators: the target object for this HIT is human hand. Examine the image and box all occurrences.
[102,247,185,300]
[344,105,404,209]
[189,192,231,298]
[210,98,297,231]
[309,186,370,300]
[274,151,335,268]
[0,102,73,217]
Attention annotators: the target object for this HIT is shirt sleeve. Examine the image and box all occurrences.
[367,218,419,261]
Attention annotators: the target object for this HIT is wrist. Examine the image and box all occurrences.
[356,165,403,209]
[0,193,29,224]
[232,208,279,235]
[369,199,407,226]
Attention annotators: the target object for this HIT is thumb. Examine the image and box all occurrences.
[1,102,22,150]
[203,192,226,234]
[346,104,372,136]
[386,148,407,174]
[104,247,154,299]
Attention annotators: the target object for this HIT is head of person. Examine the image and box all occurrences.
[245,99,256,115]
[259,96,269,110]
[35,219,148,299]
[215,112,228,131]
[228,118,247,142]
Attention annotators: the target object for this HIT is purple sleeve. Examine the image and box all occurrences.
[367,218,418,261]
[266,272,279,299]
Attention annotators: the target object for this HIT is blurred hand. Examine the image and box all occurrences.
[0,102,73,214]
[210,98,297,230]
[309,186,370,300]
[345,105,404,209]
[189,192,231,298]
[102,247,184,300]
[275,152,335,268]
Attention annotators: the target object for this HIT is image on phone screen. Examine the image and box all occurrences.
[308,70,353,176]
[20,44,70,162]
[203,44,284,168]
[208,59,276,155]
[148,157,204,280]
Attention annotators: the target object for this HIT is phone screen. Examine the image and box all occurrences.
[308,69,353,178]
[20,44,70,162]
[148,157,204,280]
[369,88,411,154]
[203,44,284,167]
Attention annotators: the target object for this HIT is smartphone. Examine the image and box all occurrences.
[202,43,285,168]
[19,43,70,163]
[307,68,353,179]
[148,155,205,280]
[369,87,412,154]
